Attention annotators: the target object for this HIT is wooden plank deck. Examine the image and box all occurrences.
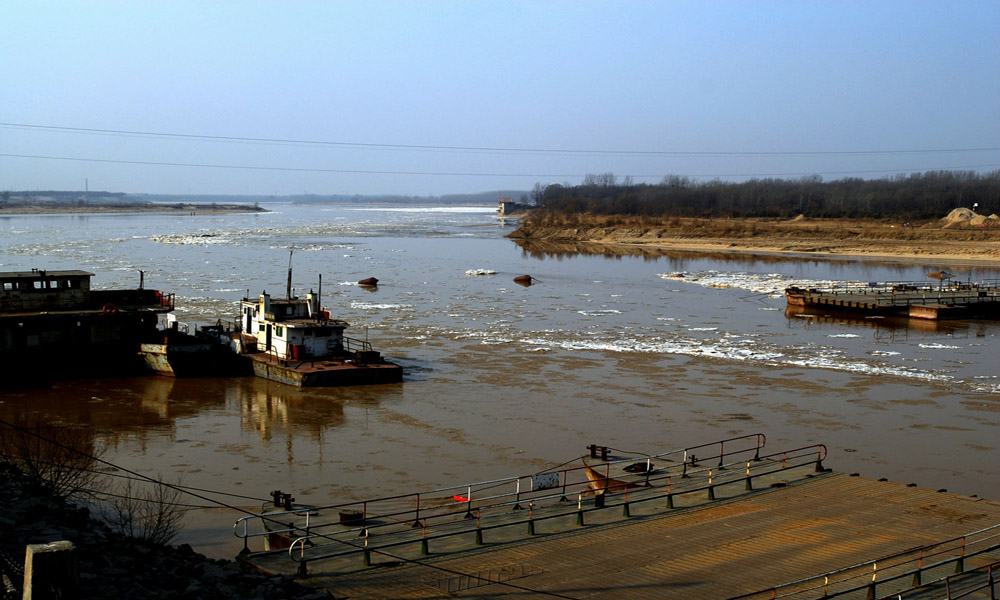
[279,472,1000,599]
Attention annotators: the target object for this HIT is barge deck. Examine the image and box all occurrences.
[785,279,1000,320]
[236,437,1000,599]
[246,351,403,387]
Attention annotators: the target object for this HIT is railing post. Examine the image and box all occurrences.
[421,520,429,555]
[815,447,826,473]
[412,494,422,528]
[717,441,725,469]
[475,509,483,545]
[912,549,923,587]
[559,471,569,502]
[363,529,371,566]
[623,488,630,518]
[865,562,877,600]
[955,537,966,573]
[464,486,474,519]
[513,479,523,511]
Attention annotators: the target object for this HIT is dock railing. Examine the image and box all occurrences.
[729,523,1000,600]
[234,435,837,576]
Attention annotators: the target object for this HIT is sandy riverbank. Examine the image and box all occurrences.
[507,215,1000,264]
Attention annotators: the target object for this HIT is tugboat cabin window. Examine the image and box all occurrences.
[276,325,284,337]
[285,306,294,316]
[2,282,13,291]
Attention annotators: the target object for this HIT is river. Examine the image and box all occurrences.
[1,203,998,557]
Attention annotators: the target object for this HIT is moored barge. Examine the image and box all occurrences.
[0,269,174,387]
[784,279,1000,320]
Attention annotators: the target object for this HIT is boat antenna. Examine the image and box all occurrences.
[286,249,294,300]
[317,273,322,321]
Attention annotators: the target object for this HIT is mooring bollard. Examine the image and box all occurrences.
[577,494,585,526]
[665,476,674,509]
[23,540,79,599]
[622,489,630,517]
[745,461,753,491]
[707,470,715,500]
[527,502,535,535]
[475,509,484,545]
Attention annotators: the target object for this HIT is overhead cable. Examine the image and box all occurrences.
[2,152,998,180]
[2,121,998,157]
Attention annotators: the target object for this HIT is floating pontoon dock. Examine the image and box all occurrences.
[785,279,1000,320]
[235,435,1000,599]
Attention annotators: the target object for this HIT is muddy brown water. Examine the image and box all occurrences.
[1,204,998,558]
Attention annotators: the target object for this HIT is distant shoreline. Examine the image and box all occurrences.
[0,203,268,215]
[507,216,1000,264]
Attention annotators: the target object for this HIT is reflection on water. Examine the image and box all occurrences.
[1,204,998,558]
[784,305,995,336]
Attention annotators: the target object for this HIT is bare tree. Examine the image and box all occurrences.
[530,182,546,206]
[0,417,103,500]
[100,475,187,545]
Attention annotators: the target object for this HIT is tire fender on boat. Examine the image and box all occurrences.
[102,303,119,315]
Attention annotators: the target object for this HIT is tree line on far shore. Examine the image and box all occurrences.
[527,170,1000,220]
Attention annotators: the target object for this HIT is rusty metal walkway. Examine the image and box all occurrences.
[242,468,1000,599]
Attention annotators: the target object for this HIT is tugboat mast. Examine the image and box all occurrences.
[285,249,294,300]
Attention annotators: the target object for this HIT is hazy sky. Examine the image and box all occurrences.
[2,1,998,196]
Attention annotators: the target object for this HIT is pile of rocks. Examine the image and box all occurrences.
[0,465,331,599]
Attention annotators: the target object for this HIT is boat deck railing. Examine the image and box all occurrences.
[730,525,1000,599]
[233,434,829,575]
[341,336,373,354]
[90,289,175,312]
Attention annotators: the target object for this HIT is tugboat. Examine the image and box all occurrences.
[233,258,402,388]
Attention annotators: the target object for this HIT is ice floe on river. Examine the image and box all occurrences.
[658,270,847,297]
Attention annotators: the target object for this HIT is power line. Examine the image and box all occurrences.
[0,419,579,599]
[2,152,998,180]
[3,121,998,157]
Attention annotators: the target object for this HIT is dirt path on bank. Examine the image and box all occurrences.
[507,217,1000,264]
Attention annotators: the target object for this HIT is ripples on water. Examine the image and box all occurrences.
[2,203,998,556]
